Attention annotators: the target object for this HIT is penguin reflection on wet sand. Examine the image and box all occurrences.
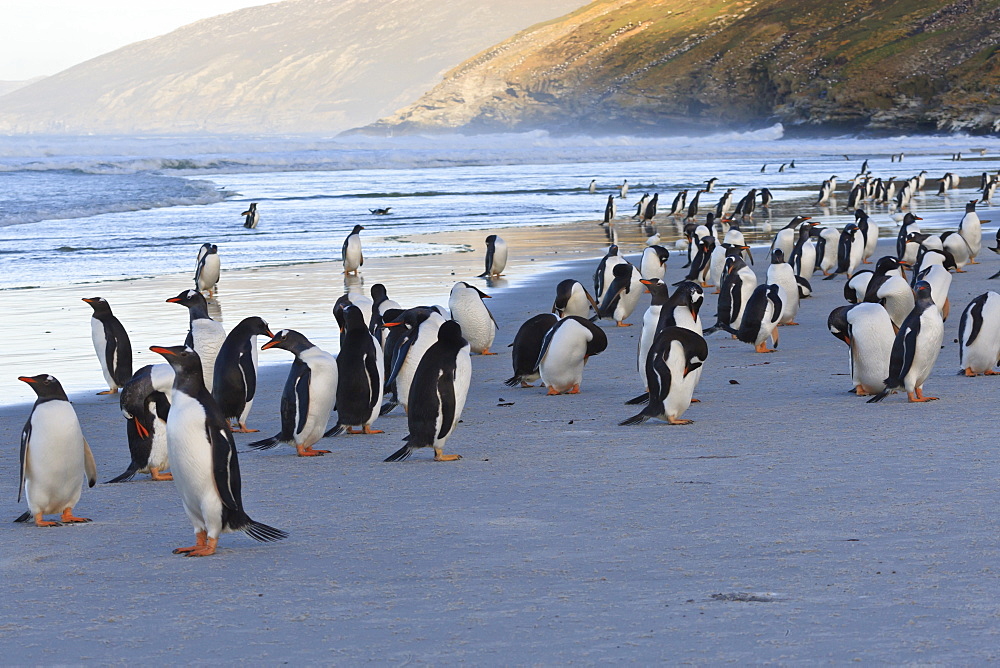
[385,320,471,462]
[478,234,508,278]
[14,374,97,527]
[83,297,133,395]
[537,316,608,395]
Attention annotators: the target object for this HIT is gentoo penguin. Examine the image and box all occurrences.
[854,209,878,264]
[715,189,735,218]
[150,345,287,556]
[166,289,226,393]
[824,223,864,280]
[632,193,649,219]
[213,316,273,433]
[589,179,597,194]
[830,303,895,396]
[14,375,96,527]
[915,251,953,320]
[641,193,659,222]
[194,243,221,296]
[707,255,757,334]
[685,190,703,221]
[241,202,259,229]
[369,283,402,341]
[868,281,944,403]
[958,200,984,262]
[369,207,392,215]
[384,308,446,414]
[630,279,703,403]
[735,189,757,219]
[770,216,811,261]
[731,284,783,353]
[766,250,800,325]
[636,279,670,389]
[327,304,384,435]
[669,190,688,217]
[342,224,365,275]
[705,177,719,193]
[478,234,508,278]
[384,320,471,462]
[82,297,133,395]
[844,270,874,305]
[249,330,338,457]
[619,179,629,199]
[108,363,174,483]
[896,213,922,264]
[552,279,599,319]
[789,221,819,279]
[603,194,616,224]
[333,286,375,335]
[815,225,841,275]
[639,245,670,282]
[861,257,913,330]
[940,231,972,271]
[958,292,1000,376]
[814,178,834,205]
[505,313,559,387]
[597,262,644,327]
[708,243,749,294]
[759,188,774,207]
[681,235,716,287]
[448,282,498,354]
[620,326,708,426]
[594,244,625,301]
[536,315,608,395]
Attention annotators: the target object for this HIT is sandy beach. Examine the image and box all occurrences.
[3,226,1000,662]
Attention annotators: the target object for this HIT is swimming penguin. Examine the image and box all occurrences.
[343,224,365,275]
[249,330,339,457]
[620,326,708,426]
[327,304,384,435]
[166,289,226,393]
[478,234,508,278]
[589,179,597,194]
[108,363,174,483]
[597,262,644,327]
[505,313,559,387]
[536,316,608,395]
[619,180,629,199]
[958,200,984,262]
[603,194,617,224]
[150,345,287,555]
[766,249,800,325]
[730,283,784,353]
[383,308,446,414]
[241,203,259,229]
[867,281,944,403]
[552,279,599,319]
[594,244,625,300]
[448,282,498,354]
[640,245,670,281]
[384,320,471,462]
[958,292,1000,376]
[213,316,273,433]
[369,207,392,215]
[194,243,221,296]
[14,374,97,527]
[82,297,133,395]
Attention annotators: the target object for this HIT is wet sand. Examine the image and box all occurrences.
[4,231,1000,662]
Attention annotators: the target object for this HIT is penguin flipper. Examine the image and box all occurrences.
[625,392,649,405]
[13,511,31,523]
[83,439,97,488]
[384,443,414,462]
[18,421,30,503]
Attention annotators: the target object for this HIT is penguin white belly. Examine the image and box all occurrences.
[960,214,982,257]
[437,350,472,449]
[613,277,644,324]
[922,266,952,317]
[344,236,363,273]
[637,305,661,385]
[773,230,794,258]
[904,312,944,393]
[450,293,495,354]
[563,289,592,319]
[708,247,727,289]
[363,339,385,426]
[943,235,971,269]
[191,319,226,393]
[663,340,697,421]
[877,278,915,329]
[847,272,872,303]
[349,294,375,328]
[166,393,224,537]
[847,304,894,393]
[491,242,508,275]
[398,318,444,411]
[598,257,626,300]
[902,241,920,265]
[798,241,817,278]
[863,221,879,259]
[848,231,865,275]
[91,317,115,388]
[23,402,86,515]
[540,332,586,393]
[198,256,221,292]
[767,265,799,324]
[147,406,170,473]
[961,295,1000,373]
[754,297,779,347]
[733,270,758,329]
[296,348,338,446]
[640,251,665,282]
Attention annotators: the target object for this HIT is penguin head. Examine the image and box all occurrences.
[371,283,389,303]
[82,297,113,315]
[874,256,900,275]
[485,234,497,245]
[165,289,203,308]
[827,305,852,344]
[607,244,619,256]
[241,316,273,337]
[770,249,785,264]
[261,329,311,354]
[208,244,218,255]
[967,200,978,212]
[854,209,868,223]
[639,278,667,299]
[341,304,368,332]
[437,320,466,347]
[351,224,365,234]
[913,281,934,304]
[18,374,68,401]
[149,345,203,378]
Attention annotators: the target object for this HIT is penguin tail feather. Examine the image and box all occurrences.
[619,413,651,426]
[105,465,140,484]
[246,434,284,450]
[384,444,413,462]
[476,271,489,278]
[379,400,399,416]
[866,388,891,404]
[822,273,840,281]
[503,375,522,388]
[13,511,31,523]
[324,424,345,438]
[625,392,649,405]
[242,520,288,543]
[989,268,1000,280]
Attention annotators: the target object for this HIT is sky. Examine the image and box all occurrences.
[0,0,274,81]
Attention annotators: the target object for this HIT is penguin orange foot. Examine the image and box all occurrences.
[567,384,581,394]
[666,418,694,425]
[908,388,939,402]
[434,453,462,462]
[296,445,329,456]
[615,322,632,327]
[546,387,562,396]
[173,531,208,555]
[96,389,119,395]
[754,342,777,353]
[479,349,498,355]
[34,515,61,527]
[149,468,173,481]
[60,508,91,523]
[183,538,219,557]
[346,426,384,434]
[986,369,1000,376]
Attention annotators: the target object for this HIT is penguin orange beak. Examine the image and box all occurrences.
[17,376,37,384]
[261,339,280,350]
[915,216,923,220]
[165,297,182,303]
[264,329,274,338]
[81,298,97,304]
[149,346,176,356]
[383,322,401,327]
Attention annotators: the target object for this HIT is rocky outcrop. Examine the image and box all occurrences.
[363,0,1000,135]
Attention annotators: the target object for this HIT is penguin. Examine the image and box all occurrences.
[824,223,864,280]
[940,231,972,272]
[814,178,834,205]
[619,179,629,199]
[240,202,259,229]
[685,190,703,221]
[844,270,873,305]
[861,257,913,330]
[632,193,649,220]
[589,179,597,194]
[383,308,446,414]
[641,193,659,222]
[14,375,97,527]
[705,177,719,193]
[771,216,811,259]
[166,289,226,393]
[597,262,644,327]
[759,188,774,207]
[150,345,287,556]
[639,245,670,282]
[384,320,471,462]
[669,190,688,217]
[82,297,133,395]
[855,209,879,263]
[620,326,708,426]
[194,243,221,296]
[709,243,749,294]
[536,316,608,395]
[867,281,944,403]
[327,304,384,435]
[369,207,392,215]
[788,221,819,279]
[958,200,983,262]
[707,255,757,334]
[343,224,365,275]
[766,249,800,326]
[249,330,338,457]
[369,283,402,341]
[715,189,735,218]
[680,235,716,287]
[730,284,783,353]
[478,234,508,278]
[108,363,174,483]
[832,303,895,396]
[213,316,273,433]
[735,189,757,219]
[603,194,616,225]
[635,279,670,389]
[552,279,599,319]
[505,313,559,388]
[594,245,625,301]
[333,287,375,334]
[958,292,1000,376]
[896,213,923,264]
[448,282,498,355]
[915,251,953,320]
[815,225,841,275]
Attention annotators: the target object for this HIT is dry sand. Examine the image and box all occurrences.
[3,234,1000,663]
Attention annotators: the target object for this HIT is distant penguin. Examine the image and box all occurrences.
[640,245,670,281]
[249,330,338,457]
[194,243,221,296]
[505,313,559,388]
[594,244,625,301]
[641,193,659,222]
[384,320,471,462]
[213,316,273,433]
[715,189,735,218]
[958,200,983,262]
[603,194,617,224]
[619,179,629,199]
[166,289,226,393]
[766,250,800,325]
[241,202,259,229]
[14,374,97,527]
[552,279,599,319]
[759,188,774,207]
[537,316,608,395]
[449,282,498,354]
[151,345,287,556]
[82,297,133,395]
[343,224,365,275]
[685,190,703,221]
[589,179,597,194]
[669,190,688,217]
[867,281,944,403]
[732,284,784,353]
[597,262,644,327]
[958,292,1000,376]
[108,363,174,483]
[478,234,508,278]
[620,326,708,426]
[705,177,719,193]
[327,304,384,435]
